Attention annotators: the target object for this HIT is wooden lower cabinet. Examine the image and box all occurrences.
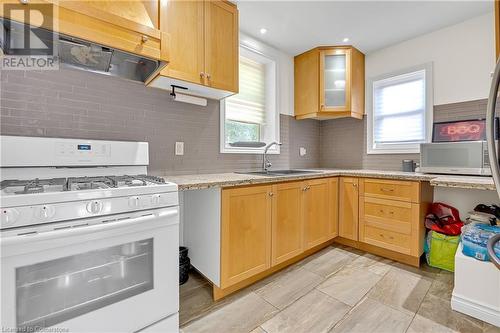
[303,178,331,250]
[220,185,272,289]
[339,177,359,241]
[271,182,304,266]
[329,178,339,238]
[358,179,432,261]
[220,178,336,292]
[217,176,432,299]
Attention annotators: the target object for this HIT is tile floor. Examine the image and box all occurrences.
[179,245,499,333]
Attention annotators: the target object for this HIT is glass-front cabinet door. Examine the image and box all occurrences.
[320,49,351,112]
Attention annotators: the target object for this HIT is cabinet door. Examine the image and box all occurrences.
[303,178,330,250]
[329,177,339,239]
[339,177,359,240]
[160,0,205,84]
[204,0,239,92]
[271,182,304,266]
[221,185,272,288]
[319,48,351,112]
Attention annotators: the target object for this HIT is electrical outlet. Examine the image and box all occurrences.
[175,142,184,156]
[299,147,307,156]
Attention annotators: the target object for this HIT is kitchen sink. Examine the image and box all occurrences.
[236,169,322,177]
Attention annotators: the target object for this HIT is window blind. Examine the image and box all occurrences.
[225,56,266,125]
[373,70,426,145]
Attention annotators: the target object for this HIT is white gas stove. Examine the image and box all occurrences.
[0,136,179,333]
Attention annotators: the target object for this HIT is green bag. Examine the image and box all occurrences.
[426,231,460,272]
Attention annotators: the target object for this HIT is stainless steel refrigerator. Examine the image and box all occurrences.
[485,58,500,269]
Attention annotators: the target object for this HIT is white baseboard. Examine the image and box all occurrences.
[451,294,500,327]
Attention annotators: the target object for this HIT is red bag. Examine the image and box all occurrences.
[425,202,463,236]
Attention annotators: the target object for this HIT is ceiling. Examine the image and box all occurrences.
[238,1,494,55]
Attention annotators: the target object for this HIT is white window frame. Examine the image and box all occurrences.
[220,44,279,154]
[366,63,433,154]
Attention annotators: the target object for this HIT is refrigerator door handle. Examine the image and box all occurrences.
[486,58,500,201]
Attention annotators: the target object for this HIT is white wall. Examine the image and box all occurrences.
[366,12,495,106]
[434,187,499,220]
[240,33,295,116]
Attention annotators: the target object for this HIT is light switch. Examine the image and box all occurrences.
[299,147,307,156]
[175,142,184,156]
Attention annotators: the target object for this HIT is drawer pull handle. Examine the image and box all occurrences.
[141,35,149,43]
[380,187,394,192]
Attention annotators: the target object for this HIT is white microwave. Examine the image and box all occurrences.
[420,141,497,176]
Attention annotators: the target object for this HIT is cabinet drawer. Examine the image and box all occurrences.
[360,197,413,235]
[362,225,412,255]
[360,178,419,203]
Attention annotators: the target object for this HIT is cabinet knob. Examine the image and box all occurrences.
[269,192,274,197]
[206,73,211,80]
[141,35,149,43]
[200,72,205,78]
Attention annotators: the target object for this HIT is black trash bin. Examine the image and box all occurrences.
[179,246,190,285]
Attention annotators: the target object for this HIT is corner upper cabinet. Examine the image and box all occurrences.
[147,0,239,99]
[294,46,365,120]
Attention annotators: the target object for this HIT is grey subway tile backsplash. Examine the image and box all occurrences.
[0,68,487,174]
[319,98,489,171]
[0,68,320,175]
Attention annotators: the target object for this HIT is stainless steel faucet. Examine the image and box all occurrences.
[262,141,282,172]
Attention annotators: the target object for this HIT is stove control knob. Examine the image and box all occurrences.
[35,205,55,220]
[151,194,162,206]
[86,201,103,214]
[128,196,141,209]
[1,208,20,227]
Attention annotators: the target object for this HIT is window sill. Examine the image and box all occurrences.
[366,148,421,155]
[220,147,280,154]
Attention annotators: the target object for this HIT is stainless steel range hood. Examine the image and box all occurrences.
[1,19,164,83]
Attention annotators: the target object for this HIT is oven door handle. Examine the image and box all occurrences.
[1,207,178,248]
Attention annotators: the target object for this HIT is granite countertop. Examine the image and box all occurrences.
[164,169,443,191]
[429,175,495,191]
[163,169,496,191]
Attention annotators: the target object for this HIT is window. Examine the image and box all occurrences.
[367,63,433,154]
[220,45,278,154]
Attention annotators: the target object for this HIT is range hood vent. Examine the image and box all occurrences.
[1,19,163,83]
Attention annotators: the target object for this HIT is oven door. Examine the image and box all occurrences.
[1,207,179,333]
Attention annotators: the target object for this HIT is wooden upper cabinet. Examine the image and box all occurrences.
[303,178,331,250]
[220,185,272,288]
[294,46,364,120]
[204,0,239,92]
[159,0,205,84]
[339,177,359,241]
[271,182,304,266]
[147,0,239,99]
